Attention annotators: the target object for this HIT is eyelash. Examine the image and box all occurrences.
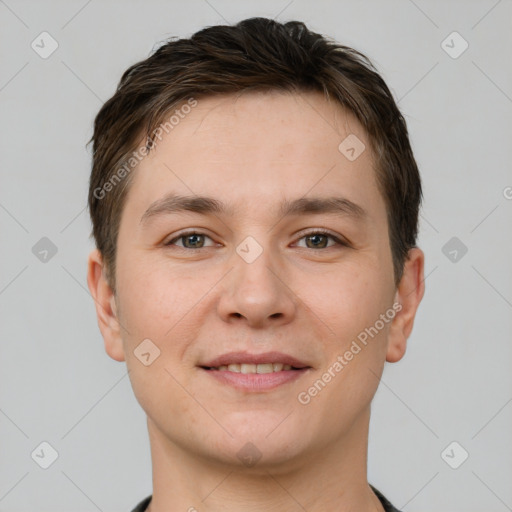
[165,229,349,250]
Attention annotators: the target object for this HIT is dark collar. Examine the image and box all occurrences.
[131,485,402,512]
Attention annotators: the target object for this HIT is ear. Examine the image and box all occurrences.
[87,249,125,362]
[386,247,425,363]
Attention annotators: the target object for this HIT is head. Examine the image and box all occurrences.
[87,18,424,470]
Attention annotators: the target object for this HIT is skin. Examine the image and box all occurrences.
[88,90,424,512]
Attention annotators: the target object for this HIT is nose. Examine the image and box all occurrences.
[216,245,297,328]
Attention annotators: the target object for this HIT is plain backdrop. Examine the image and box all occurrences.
[1,1,511,511]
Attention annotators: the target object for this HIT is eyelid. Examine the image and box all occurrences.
[293,228,349,248]
[165,230,217,247]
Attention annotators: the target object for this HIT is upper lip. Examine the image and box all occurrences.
[201,351,310,369]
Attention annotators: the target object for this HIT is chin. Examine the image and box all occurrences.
[204,411,313,470]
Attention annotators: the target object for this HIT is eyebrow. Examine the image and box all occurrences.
[140,193,367,225]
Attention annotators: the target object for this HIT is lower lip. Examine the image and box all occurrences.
[201,368,309,391]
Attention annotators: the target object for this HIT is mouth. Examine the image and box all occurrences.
[203,362,301,373]
[199,351,311,391]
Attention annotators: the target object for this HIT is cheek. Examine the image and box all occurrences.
[116,256,192,338]
[316,269,394,404]
[116,264,198,420]
[300,265,389,342]
[115,257,221,380]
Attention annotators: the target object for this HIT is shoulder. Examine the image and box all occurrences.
[370,485,403,512]
[130,495,152,512]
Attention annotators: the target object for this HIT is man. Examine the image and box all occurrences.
[87,17,425,512]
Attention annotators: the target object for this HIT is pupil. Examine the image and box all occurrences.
[186,234,203,248]
[308,234,327,249]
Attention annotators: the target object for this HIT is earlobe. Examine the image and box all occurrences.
[87,249,125,362]
[386,248,425,363]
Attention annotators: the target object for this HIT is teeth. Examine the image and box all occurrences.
[256,363,273,374]
[240,363,256,374]
[213,363,296,373]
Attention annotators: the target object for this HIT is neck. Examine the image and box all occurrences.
[146,407,384,512]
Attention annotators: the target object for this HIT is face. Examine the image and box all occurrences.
[88,90,424,470]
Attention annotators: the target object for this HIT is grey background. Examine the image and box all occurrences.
[1,0,511,510]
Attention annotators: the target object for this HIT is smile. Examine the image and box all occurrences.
[199,351,312,391]
[205,363,297,373]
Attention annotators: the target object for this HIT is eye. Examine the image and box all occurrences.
[295,230,347,249]
[165,231,215,249]
[164,229,348,250]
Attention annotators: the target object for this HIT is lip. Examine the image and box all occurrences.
[202,367,310,392]
[201,351,310,369]
[199,351,312,392]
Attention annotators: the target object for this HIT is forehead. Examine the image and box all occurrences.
[123,90,386,227]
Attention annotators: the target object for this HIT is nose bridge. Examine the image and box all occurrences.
[217,234,296,325]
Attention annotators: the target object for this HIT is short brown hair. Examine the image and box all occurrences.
[88,17,422,294]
